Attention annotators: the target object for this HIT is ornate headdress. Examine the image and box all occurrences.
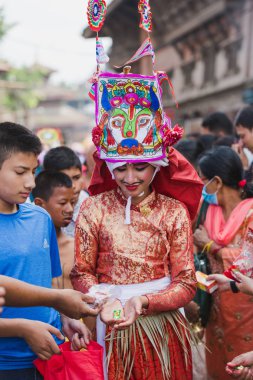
[87,0,183,163]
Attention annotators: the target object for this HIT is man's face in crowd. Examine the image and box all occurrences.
[236,125,253,152]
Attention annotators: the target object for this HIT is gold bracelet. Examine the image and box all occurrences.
[202,240,214,254]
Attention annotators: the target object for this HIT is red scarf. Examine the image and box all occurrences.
[204,199,253,245]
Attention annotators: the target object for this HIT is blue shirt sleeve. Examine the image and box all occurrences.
[49,221,62,278]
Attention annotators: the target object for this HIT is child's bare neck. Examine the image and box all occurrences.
[57,228,72,246]
[55,226,64,238]
[0,200,18,214]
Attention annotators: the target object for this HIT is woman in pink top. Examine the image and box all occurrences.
[194,146,253,380]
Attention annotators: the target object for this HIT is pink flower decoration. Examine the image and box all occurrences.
[92,126,103,146]
[139,97,151,107]
[238,179,247,188]
[124,93,139,105]
[162,124,183,147]
[110,96,123,107]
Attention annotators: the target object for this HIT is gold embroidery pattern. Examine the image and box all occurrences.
[70,188,196,314]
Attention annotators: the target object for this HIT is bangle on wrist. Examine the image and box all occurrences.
[202,240,214,254]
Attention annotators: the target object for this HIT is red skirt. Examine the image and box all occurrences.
[106,312,193,380]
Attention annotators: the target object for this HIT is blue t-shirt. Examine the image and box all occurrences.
[0,203,63,370]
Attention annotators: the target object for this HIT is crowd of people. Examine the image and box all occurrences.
[180,107,253,380]
[0,105,253,380]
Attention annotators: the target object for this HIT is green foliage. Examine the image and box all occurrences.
[3,66,44,116]
[0,7,43,118]
[6,67,44,85]
[0,7,14,41]
[3,89,40,112]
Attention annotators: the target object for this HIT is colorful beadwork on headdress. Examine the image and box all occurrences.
[96,37,109,64]
[92,71,182,162]
[138,0,152,33]
[87,0,107,32]
[114,38,155,69]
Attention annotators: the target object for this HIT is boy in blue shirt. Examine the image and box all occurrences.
[0,122,98,380]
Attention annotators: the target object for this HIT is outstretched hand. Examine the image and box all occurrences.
[100,296,148,330]
[207,273,253,296]
[54,289,100,319]
[226,351,253,379]
[115,296,147,330]
[207,274,231,292]
[100,299,125,327]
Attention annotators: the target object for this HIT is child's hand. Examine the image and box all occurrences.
[100,299,125,326]
[20,320,64,360]
[54,289,100,319]
[61,316,91,350]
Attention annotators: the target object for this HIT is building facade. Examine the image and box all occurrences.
[84,0,253,133]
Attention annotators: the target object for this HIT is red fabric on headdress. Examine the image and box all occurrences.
[88,148,203,220]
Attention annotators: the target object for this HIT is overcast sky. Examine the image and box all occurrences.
[0,0,111,84]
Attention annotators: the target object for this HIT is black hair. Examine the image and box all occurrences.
[213,135,236,147]
[32,171,72,201]
[202,112,234,135]
[186,132,201,140]
[234,106,253,130]
[197,134,217,152]
[43,146,82,172]
[174,139,204,167]
[0,122,42,168]
[198,146,253,198]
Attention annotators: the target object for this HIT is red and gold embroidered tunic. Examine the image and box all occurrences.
[70,188,196,314]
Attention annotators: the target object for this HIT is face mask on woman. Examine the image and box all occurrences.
[202,178,219,205]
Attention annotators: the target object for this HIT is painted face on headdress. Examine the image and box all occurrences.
[93,72,169,162]
[88,0,184,163]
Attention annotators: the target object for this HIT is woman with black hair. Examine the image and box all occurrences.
[194,146,253,380]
